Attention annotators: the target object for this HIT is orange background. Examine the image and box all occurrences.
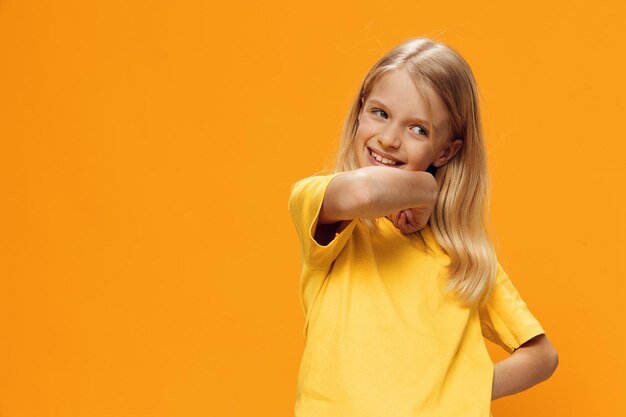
[1,1,624,416]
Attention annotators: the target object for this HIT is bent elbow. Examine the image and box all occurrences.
[543,347,559,381]
[550,349,559,376]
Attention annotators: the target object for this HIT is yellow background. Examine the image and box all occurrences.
[1,0,624,416]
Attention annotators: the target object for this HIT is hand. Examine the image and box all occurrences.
[386,206,433,235]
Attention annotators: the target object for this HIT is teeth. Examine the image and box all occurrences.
[370,149,398,166]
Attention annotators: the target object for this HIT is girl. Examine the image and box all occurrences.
[288,37,558,417]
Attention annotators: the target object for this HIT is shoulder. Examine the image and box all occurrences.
[289,172,342,200]
[288,172,348,222]
[288,172,359,271]
[479,260,546,353]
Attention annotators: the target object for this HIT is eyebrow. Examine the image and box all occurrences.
[367,98,432,128]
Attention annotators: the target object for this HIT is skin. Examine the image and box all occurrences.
[318,67,461,229]
[492,333,559,400]
[353,67,462,233]
[317,67,559,399]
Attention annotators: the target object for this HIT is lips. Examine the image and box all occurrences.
[367,147,404,167]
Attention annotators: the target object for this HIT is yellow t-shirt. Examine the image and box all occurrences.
[288,173,546,417]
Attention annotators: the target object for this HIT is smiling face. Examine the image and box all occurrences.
[355,67,463,171]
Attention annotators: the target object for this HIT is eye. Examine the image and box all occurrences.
[372,109,388,119]
[411,125,429,137]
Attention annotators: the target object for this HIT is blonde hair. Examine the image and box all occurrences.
[333,37,497,309]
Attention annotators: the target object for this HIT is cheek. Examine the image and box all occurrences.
[355,120,376,140]
[354,126,367,144]
[406,144,435,166]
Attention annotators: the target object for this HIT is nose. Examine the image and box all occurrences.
[377,124,402,148]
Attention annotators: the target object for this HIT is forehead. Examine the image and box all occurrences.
[367,68,450,135]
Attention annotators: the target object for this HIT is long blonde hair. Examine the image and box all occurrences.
[333,37,497,309]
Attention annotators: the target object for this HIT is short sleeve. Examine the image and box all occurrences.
[479,262,546,354]
[288,173,357,271]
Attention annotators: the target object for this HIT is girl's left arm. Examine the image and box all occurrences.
[491,333,559,401]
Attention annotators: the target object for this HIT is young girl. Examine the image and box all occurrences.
[288,37,558,417]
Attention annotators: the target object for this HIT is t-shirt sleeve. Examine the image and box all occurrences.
[478,261,546,354]
[287,173,358,271]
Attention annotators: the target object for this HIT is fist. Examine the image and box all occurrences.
[386,206,432,235]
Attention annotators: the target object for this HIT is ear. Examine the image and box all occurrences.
[433,139,463,167]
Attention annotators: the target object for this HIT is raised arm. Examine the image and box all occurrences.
[318,166,438,225]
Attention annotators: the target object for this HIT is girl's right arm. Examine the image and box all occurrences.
[318,166,438,225]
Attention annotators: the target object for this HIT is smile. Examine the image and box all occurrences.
[368,148,404,167]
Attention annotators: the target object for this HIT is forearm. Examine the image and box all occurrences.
[319,166,437,224]
[491,335,559,400]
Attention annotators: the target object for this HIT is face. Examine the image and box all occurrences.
[355,68,463,171]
